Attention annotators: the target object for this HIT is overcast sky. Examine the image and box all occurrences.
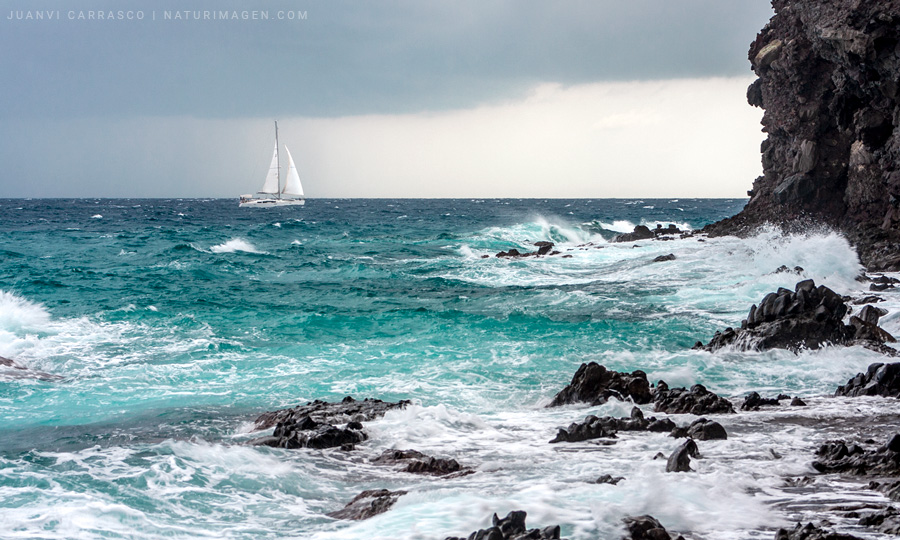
[0,0,774,198]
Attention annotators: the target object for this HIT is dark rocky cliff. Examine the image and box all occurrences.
[705,0,900,270]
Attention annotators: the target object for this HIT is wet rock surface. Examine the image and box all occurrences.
[253,396,410,431]
[812,434,900,476]
[652,381,735,415]
[666,439,699,473]
[700,280,895,352]
[612,224,684,243]
[742,391,791,410]
[444,511,565,540]
[326,489,407,520]
[548,362,652,407]
[836,362,900,397]
[774,522,863,540]
[371,449,473,477]
[702,0,900,271]
[623,515,684,540]
[251,396,409,450]
[549,407,676,444]
[858,507,900,535]
[0,355,62,381]
[495,242,559,258]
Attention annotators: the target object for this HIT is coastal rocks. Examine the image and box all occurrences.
[253,396,410,431]
[548,362,652,407]
[835,362,900,398]
[701,0,900,271]
[494,242,559,258]
[666,439,699,473]
[549,407,676,444]
[700,280,895,352]
[623,515,684,540]
[444,511,566,540]
[251,396,409,450]
[652,254,676,263]
[612,224,683,243]
[372,449,472,477]
[774,522,863,540]
[326,489,407,520]
[593,474,625,485]
[652,381,735,415]
[741,391,791,410]
[683,418,727,441]
[811,434,900,476]
[858,507,900,535]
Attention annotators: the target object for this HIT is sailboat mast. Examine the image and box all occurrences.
[274,120,281,199]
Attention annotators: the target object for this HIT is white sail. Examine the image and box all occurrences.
[259,143,280,194]
[282,146,304,197]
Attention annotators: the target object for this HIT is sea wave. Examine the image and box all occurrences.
[210,238,265,254]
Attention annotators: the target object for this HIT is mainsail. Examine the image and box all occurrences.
[259,143,280,194]
[282,146,304,197]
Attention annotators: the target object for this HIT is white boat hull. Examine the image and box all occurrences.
[239,198,305,207]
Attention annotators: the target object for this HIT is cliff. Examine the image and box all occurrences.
[705,0,900,271]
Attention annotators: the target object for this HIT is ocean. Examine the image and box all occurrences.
[0,198,897,539]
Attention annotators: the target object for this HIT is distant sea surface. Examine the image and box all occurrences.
[1,198,897,539]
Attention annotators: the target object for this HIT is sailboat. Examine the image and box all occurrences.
[239,121,305,207]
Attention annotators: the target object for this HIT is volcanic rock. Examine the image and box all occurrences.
[253,396,409,431]
[549,362,652,407]
[700,280,895,352]
[858,507,900,535]
[811,434,900,476]
[666,439,699,473]
[372,449,472,477]
[612,225,684,243]
[684,418,727,441]
[327,489,407,520]
[653,254,676,262]
[741,391,784,410]
[623,515,683,540]
[593,474,625,485]
[774,522,864,540]
[444,511,565,540]
[496,242,557,258]
[253,418,366,450]
[652,381,735,415]
[835,362,900,398]
[0,355,62,381]
[702,0,900,271]
[549,407,676,443]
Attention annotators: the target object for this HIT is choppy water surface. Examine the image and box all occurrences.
[1,198,898,539]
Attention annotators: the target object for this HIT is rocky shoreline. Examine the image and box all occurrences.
[240,274,900,538]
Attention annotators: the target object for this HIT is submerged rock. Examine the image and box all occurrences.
[496,242,558,258]
[444,511,565,540]
[700,280,895,353]
[549,362,652,407]
[741,391,787,410]
[593,474,625,485]
[549,407,676,443]
[858,507,900,535]
[652,381,735,415]
[327,489,407,520]
[612,225,684,243]
[835,362,900,398]
[0,355,62,381]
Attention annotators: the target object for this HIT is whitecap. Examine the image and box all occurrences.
[210,238,264,254]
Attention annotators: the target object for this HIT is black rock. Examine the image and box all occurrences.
[550,407,674,443]
[444,511,565,540]
[811,434,900,476]
[666,439,699,473]
[790,397,807,407]
[653,254,676,262]
[741,391,783,411]
[859,507,900,535]
[593,474,625,485]
[701,280,895,353]
[774,522,864,540]
[653,381,735,415]
[623,515,682,540]
[372,449,472,477]
[327,489,407,520]
[685,418,727,440]
[835,362,900,398]
[0,355,62,381]
[253,396,410,431]
[549,362,652,407]
[255,421,366,450]
[612,225,654,243]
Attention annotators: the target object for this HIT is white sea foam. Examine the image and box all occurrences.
[210,238,264,254]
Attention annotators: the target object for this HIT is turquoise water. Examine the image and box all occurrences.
[0,198,896,539]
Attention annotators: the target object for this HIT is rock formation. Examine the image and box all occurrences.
[652,381,735,415]
[699,280,895,352]
[548,363,652,407]
[704,0,900,271]
[443,511,565,540]
[327,489,407,520]
[622,515,684,540]
[836,361,900,397]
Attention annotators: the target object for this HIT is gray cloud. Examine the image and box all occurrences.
[1,0,773,119]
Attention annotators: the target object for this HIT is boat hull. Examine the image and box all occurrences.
[239,198,305,207]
